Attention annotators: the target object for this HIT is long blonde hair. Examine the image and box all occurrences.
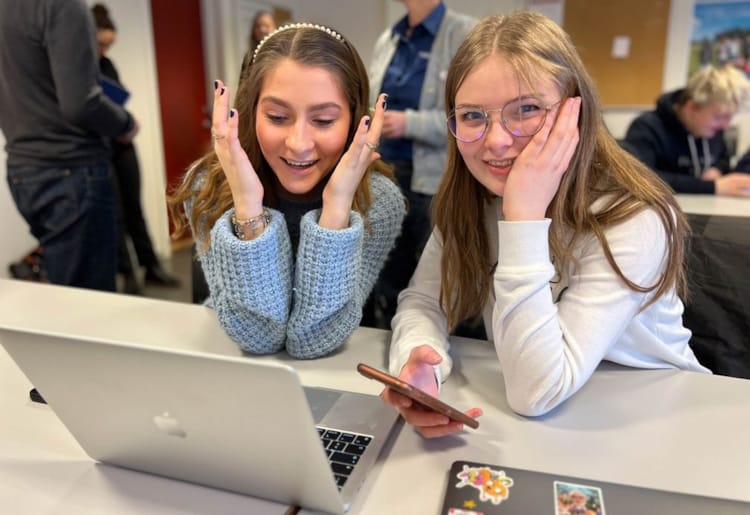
[168,24,391,249]
[434,12,689,330]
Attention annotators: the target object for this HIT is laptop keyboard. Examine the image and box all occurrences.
[317,426,373,490]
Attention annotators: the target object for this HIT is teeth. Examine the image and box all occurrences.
[283,158,316,167]
[487,159,513,167]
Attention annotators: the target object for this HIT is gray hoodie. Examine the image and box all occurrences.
[0,0,133,167]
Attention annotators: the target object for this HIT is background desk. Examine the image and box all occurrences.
[675,195,750,378]
[675,194,749,218]
[1,281,750,514]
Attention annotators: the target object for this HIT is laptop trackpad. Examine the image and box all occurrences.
[304,387,343,424]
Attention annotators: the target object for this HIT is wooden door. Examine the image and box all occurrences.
[151,0,211,237]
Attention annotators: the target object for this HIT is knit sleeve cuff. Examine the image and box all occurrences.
[292,209,363,314]
[206,208,292,321]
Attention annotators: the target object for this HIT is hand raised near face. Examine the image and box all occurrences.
[318,93,388,229]
[502,96,581,221]
[212,79,265,220]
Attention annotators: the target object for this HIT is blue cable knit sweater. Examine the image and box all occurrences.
[194,172,405,358]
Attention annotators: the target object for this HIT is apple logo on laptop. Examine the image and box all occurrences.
[153,411,187,438]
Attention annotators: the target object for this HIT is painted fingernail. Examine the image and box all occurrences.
[230,109,235,118]
[382,100,387,110]
[364,117,370,127]
[220,87,225,96]
[213,80,218,90]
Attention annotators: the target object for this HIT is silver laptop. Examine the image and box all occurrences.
[0,327,400,514]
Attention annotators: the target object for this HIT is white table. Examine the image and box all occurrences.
[676,193,750,217]
[2,280,750,514]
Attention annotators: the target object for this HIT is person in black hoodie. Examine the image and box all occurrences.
[624,65,750,197]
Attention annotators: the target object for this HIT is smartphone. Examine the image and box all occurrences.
[356,363,479,429]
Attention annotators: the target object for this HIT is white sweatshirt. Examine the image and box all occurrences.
[389,197,709,417]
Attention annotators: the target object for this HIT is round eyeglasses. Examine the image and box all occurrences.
[447,98,561,142]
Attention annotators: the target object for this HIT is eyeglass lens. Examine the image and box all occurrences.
[448,98,550,142]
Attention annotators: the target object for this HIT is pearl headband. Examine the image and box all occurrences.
[252,22,345,64]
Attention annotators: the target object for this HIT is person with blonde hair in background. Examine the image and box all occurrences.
[624,65,750,197]
[381,12,709,436]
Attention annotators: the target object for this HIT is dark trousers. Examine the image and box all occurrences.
[191,244,210,304]
[111,142,159,274]
[7,164,117,291]
[362,161,432,329]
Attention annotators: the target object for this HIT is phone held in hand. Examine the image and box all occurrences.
[356,363,479,429]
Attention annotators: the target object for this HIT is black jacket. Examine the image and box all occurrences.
[623,89,730,194]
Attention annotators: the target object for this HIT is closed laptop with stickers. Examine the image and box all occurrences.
[440,460,750,514]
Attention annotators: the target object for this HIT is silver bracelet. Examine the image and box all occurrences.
[231,208,270,240]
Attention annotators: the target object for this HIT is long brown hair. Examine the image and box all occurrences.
[434,12,689,330]
[168,24,391,249]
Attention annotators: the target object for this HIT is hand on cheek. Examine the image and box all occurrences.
[503,96,581,221]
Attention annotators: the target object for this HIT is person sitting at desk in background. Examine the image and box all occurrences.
[380,11,710,436]
[623,65,750,197]
[91,3,180,292]
[168,23,406,359]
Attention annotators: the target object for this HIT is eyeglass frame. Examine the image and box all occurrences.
[446,98,563,142]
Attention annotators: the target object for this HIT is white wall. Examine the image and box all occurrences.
[0,132,37,277]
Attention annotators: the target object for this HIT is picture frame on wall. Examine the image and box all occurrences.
[690,1,750,77]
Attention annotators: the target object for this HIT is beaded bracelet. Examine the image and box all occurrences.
[231,208,271,240]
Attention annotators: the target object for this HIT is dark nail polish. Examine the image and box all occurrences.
[382,101,387,110]
[213,80,218,90]
[230,109,235,118]
[364,118,370,127]
[220,88,225,96]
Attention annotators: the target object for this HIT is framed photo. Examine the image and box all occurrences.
[554,481,606,515]
[689,2,750,76]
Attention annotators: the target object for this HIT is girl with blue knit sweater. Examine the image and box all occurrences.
[169,24,406,359]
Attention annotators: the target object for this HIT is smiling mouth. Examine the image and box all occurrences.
[282,157,318,169]
[486,158,514,168]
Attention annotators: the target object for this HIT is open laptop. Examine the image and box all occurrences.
[440,460,750,514]
[0,326,400,515]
